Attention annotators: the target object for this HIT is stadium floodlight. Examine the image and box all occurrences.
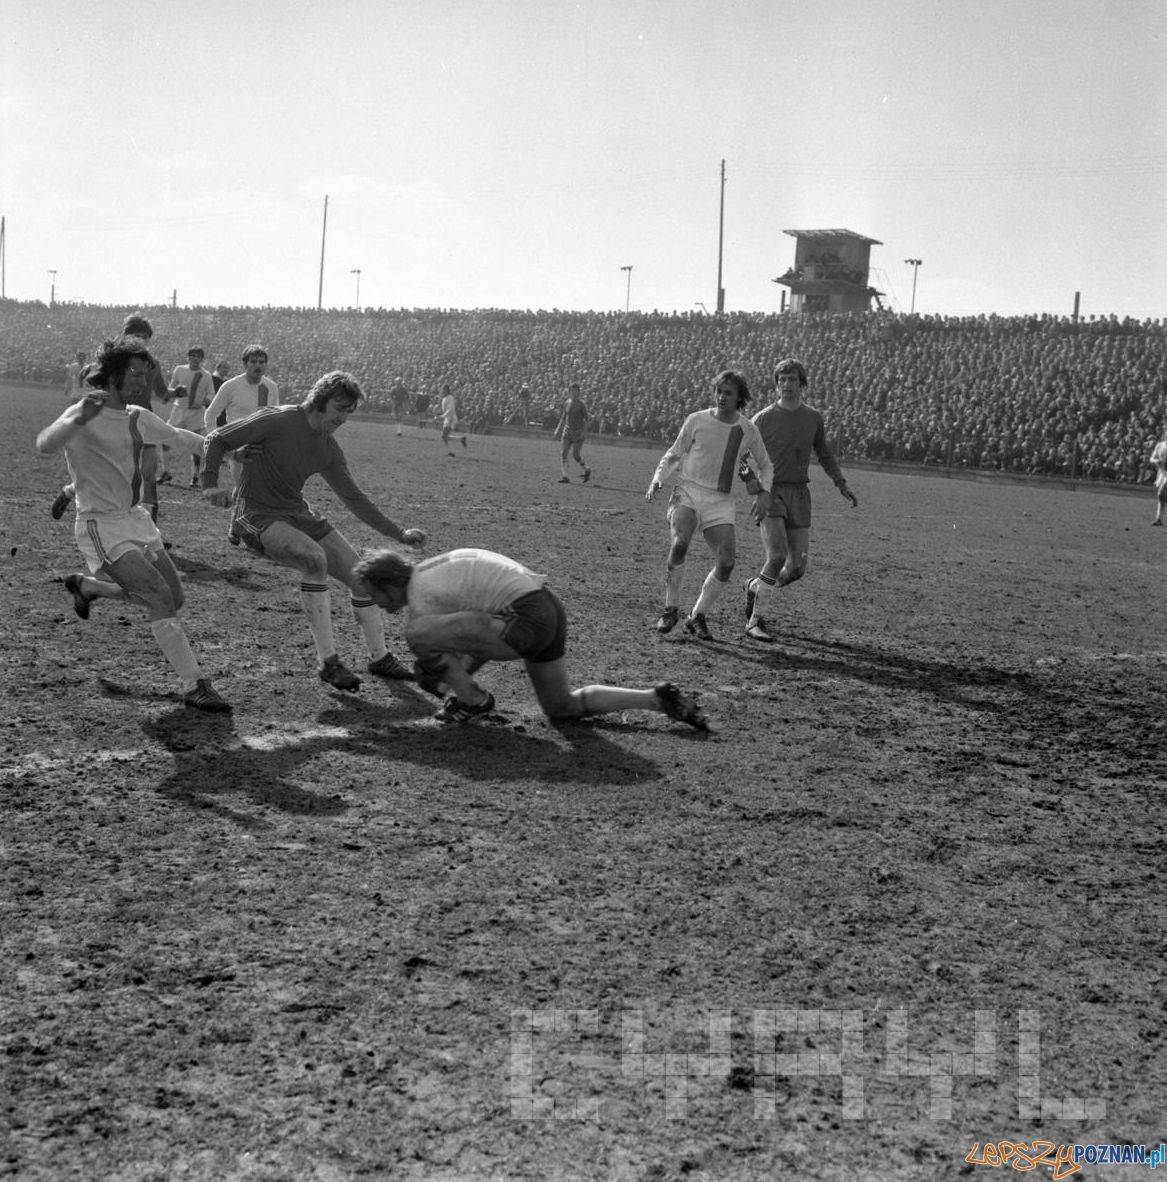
[620,265,633,313]
[48,269,57,308]
[904,258,923,314]
[350,268,361,311]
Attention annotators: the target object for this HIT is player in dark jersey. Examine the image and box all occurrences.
[740,358,858,642]
[202,371,426,692]
[554,383,592,483]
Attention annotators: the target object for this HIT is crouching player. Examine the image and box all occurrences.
[355,546,710,730]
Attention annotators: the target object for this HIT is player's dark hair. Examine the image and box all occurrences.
[304,370,364,412]
[713,369,752,411]
[354,549,415,592]
[122,312,154,340]
[774,358,808,387]
[241,344,268,364]
[89,334,155,392]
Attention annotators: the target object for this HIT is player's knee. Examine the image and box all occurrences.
[780,556,807,585]
[545,689,587,720]
[714,560,734,581]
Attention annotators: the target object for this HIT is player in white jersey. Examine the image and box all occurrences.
[439,383,467,453]
[645,370,773,641]
[162,346,214,486]
[740,358,858,642]
[63,351,89,401]
[35,335,229,713]
[202,344,280,488]
[1150,436,1167,525]
[355,547,709,729]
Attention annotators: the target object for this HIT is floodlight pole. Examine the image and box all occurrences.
[317,195,329,310]
[620,265,633,312]
[350,268,361,310]
[716,159,726,313]
[48,269,57,307]
[904,258,922,313]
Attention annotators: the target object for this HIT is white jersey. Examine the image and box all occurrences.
[651,409,773,494]
[406,549,547,617]
[440,393,458,427]
[167,364,213,430]
[1151,440,1167,490]
[203,373,280,432]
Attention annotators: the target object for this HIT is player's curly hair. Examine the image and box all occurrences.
[713,369,752,411]
[88,334,155,391]
[354,548,416,593]
[303,370,364,412]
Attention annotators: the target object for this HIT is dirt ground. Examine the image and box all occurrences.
[3,380,1165,1181]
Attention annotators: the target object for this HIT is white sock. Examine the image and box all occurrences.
[300,582,335,663]
[692,569,726,616]
[150,617,202,691]
[751,574,777,622]
[351,596,386,660]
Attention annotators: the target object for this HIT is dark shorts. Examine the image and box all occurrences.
[229,507,332,553]
[499,587,567,664]
[765,482,812,530]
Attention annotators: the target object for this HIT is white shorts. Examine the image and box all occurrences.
[667,481,737,530]
[168,407,206,432]
[76,507,164,573]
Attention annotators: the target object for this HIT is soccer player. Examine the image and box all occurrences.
[202,345,280,488]
[740,358,858,643]
[1150,433,1167,525]
[202,370,425,692]
[164,346,214,487]
[439,383,467,453]
[35,335,229,713]
[63,351,89,402]
[554,382,591,484]
[355,546,709,730]
[645,371,773,641]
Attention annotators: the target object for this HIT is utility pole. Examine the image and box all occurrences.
[904,258,922,313]
[0,217,6,299]
[48,269,57,307]
[317,194,329,311]
[716,159,726,313]
[620,264,633,312]
[350,268,362,310]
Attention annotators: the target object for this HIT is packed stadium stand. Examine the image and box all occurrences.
[3,300,1164,483]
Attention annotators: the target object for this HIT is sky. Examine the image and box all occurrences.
[2,0,1165,319]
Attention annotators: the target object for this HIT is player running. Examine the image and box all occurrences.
[645,370,772,641]
[1150,433,1167,525]
[36,334,229,713]
[740,358,858,642]
[356,546,709,730]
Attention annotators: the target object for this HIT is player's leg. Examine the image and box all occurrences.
[559,437,572,481]
[259,520,358,689]
[572,438,590,482]
[101,546,227,710]
[526,656,706,729]
[685,521,736,640]
[1155,484,1167,525]
[657,503,698,633]
[405,610,518,717]
[323,529,411,679]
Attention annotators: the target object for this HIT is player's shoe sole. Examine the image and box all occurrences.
[50,489,73,520]
[63,574,93,620]
[368,651,414,680]
[654,682,710,732]
[684,613,713,641]
[184,679,232,713]
[655,606,680,634]
[434,692,495,723]
[319,655,361,692]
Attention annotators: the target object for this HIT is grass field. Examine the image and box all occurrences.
[2,380,1165,1181]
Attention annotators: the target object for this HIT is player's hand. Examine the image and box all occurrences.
[645,481,661,502]
[401,527,427,548]
[74,393,107,424]
[751,491,772,524]
[841,484,859,508]
[203,486,232,508]
[169,385,187,403]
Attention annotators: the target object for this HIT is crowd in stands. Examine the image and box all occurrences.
[3,299,1165,483]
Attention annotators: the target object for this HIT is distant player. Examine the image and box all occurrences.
[164,347,214,487]
[35,334,229,713]
[356,546,709,730]
[202,345,280,488]
[439,383,467,453]
[202,370,425,692]
[554,382,591,484]
[740,358,858,642]
[645,370,773,641]
[1151,434,1167,525]
[388,376,411,436]
[63,351,88,402]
